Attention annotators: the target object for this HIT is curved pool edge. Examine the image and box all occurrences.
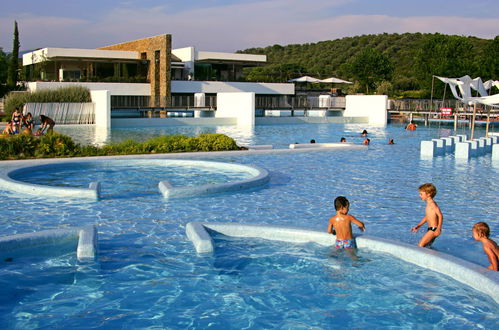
[159,162,269,198]
[0,225,97,262]
[0,142,368,167]
[185,222,499,305]
[0,163,100,200]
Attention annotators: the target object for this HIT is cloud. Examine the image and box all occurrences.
[1,0,498,53]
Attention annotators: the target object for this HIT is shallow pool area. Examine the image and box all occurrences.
[0,122,498,328]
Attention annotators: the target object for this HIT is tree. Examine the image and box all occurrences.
[478,35,499,80]
[0,48,11,97]
[0,48,9,84]
[348,48,392,93]
[7,21,20,87]
[414,34,475,96]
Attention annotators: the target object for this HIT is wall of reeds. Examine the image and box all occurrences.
[3,86,92,123]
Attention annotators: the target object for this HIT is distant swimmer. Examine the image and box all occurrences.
[388,138,394,144]
[361,129,368,136]
[340,137,347,142]
[405,121,417,131]
[362,138,370,145]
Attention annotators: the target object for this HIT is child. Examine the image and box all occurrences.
[39,115,55,133]
[472,222,498,271]
[411,183,443,247]
[2,121,14,135]
[327,196,366,249]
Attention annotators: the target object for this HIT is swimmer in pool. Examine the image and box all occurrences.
[411,183,443,248]
[327,196,366,250]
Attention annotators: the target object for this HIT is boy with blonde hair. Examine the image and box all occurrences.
[411,183,443,247]
[472,222,499,271]
[328,196,366,249]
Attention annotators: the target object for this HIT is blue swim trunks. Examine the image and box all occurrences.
[335,239,356,249]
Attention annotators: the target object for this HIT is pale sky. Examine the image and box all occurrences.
[1,0,498,53]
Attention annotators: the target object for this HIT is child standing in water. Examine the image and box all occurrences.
[328,196,366,249]
[411,183,443,247]
[472,222,499,271]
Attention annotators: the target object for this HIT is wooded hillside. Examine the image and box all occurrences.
[238,33,498,98]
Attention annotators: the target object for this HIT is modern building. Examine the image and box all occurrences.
[22,34,386,129]
[23,34,292,111]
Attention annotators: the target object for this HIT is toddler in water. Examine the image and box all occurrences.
[327,196,366,249]
[472,222,498,271]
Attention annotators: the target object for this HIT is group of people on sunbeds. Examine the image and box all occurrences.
[3,108,55,136]
[328,183,498,271]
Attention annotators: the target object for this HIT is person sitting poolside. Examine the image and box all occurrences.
[2,121,14,135]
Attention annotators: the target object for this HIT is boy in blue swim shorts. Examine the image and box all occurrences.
[327,196,366,249]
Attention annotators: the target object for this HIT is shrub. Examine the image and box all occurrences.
[195,134,240,151]
[0,132,241,160]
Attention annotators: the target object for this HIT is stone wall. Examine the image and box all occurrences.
[99,34,172,107]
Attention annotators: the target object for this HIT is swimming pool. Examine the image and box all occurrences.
[0,122,498,328]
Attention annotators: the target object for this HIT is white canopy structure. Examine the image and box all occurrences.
[319,77,352,84]
[288,76,321,83]
[435,75,499,107]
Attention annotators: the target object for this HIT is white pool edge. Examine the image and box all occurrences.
[185,222,499,305]
[0,163,100,200]
[159,162,269,198]
[0,225,97,261]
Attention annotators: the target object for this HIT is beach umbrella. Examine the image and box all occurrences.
[288,76,321,83]
[319,77,352,84]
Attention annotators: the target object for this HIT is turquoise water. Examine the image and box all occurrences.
[1,122,498,328]
[11,161,253,199]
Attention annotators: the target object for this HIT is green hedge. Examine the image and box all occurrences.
[4,86,91,118]
[0,132,241,160]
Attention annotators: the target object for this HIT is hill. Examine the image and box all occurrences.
[238,33,498,98]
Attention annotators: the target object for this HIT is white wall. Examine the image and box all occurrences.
[172,80,294,95]
[91,90,111,128]
[27,81,295,96]
[27,82,150,96]
[23,48,138,65]
[344,95,388,126]
[197,51,266,63]
[172,47,195,75]
[216,92,255,127]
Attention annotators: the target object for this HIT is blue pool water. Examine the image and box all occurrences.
[11,161,253,199]
[1,122,498,328]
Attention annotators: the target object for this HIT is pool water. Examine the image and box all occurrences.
[11,161,253,199]
[1,122,498,328]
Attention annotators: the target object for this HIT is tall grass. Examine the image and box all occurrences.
[4,86,91,118]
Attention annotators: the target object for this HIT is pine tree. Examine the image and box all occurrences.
[7,21,20,87]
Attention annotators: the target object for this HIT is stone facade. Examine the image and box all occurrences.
[99,34,172,107]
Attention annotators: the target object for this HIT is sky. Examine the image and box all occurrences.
[1,0,498,53]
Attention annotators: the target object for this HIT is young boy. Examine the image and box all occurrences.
[411,183,443,247]
[472,222,499,271]
[328,196,366,249]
